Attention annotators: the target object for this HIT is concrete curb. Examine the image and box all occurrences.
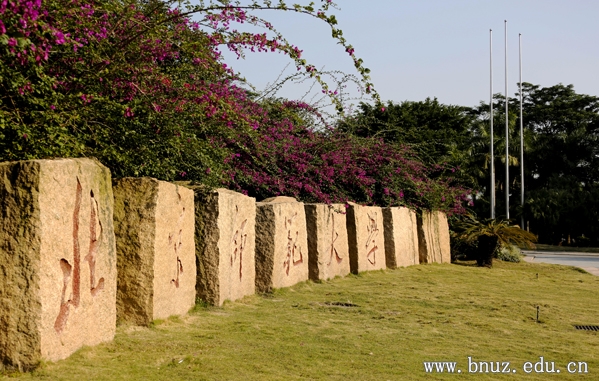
[523,250,599,257]
[523,254,599,276]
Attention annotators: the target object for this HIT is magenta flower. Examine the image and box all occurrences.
[54,31,65,45]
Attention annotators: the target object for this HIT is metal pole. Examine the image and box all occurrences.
[505,20,509,219]
[490,29,495,219]
[519,33,524,228]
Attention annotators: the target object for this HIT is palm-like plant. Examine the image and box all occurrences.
[453,214,537,267]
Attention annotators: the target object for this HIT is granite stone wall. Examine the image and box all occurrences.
[193,188,256,306]
[383,207,419,268]
[346,203,386,274]
[0,158,116,369]
[255,197,309,292]
[417,210,451,264]
[113,178,196,325]
[305,204,351,281]
[0,157,453,370]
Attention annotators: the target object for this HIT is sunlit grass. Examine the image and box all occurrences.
[4,261,599,380]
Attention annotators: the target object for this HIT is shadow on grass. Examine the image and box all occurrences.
[451,260,479,267]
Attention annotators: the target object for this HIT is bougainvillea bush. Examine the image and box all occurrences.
[0,0,470,213]
[227,99,470,213]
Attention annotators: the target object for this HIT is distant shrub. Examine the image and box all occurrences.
[496,244,523,263]
[575,235,591,247]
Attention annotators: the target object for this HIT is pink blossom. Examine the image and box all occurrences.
[124,107,134,118]
[54,31,65,45]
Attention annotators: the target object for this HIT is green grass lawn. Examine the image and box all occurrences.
[3,261,599,380]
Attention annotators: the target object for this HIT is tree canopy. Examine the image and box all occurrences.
[520,83,599,243]
[338,98,475,168]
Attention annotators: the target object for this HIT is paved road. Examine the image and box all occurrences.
[522,250,599,276]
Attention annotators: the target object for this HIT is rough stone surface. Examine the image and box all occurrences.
[192,188,256,306]
[346,203,386,274]
[113,178,195,325]
[417,210,451,264]
[383,207,419,268]
[0,158,116,370]
[304,204,350,281]
[261,196,297,203]
[255,199,308,292]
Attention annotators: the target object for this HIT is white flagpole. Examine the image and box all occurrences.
[505,20,509,219]
[519,33,524,228]
[490,29,495,219]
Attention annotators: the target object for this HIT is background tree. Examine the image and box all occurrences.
[338,98,475,167]
[471,83,599,244]
[520,83,599,244]
[468,94,530,220]
[337,98,478,208]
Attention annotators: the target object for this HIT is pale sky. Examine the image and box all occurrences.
[211,0,599,110]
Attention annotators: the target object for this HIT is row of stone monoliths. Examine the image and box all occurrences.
[0,158,449,371]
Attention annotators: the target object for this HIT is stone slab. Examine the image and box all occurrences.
[383,207,419,268]
[193,188,256,306]
[255,199,309,292]
[417,210,451,264]
[346,204,386,274]
[305,204,350,281]
[0,158,116,370]
[113,178,195,325]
